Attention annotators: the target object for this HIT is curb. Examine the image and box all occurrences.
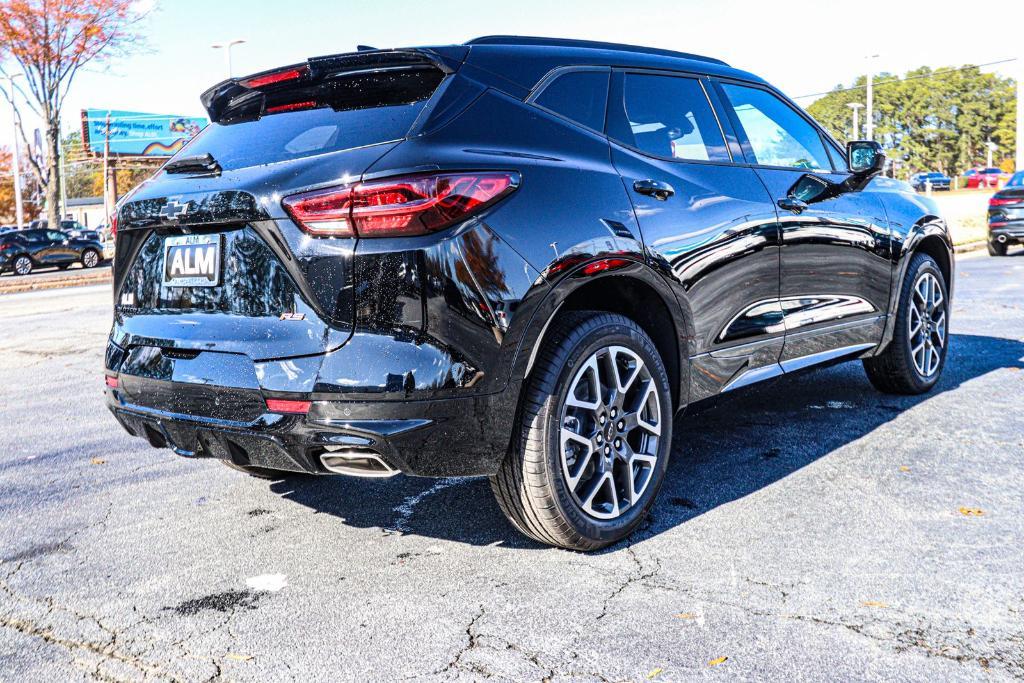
[0,269,112,295]
[953,240,987,255]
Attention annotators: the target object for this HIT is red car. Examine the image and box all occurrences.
[966,167,1006,189]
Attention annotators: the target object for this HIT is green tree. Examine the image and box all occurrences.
[807,66,1016,177]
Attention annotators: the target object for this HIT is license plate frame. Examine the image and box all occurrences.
[162,234,222,288]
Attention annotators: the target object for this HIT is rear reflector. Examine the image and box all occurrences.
[105,376,119,389]
[265,398,311,414]
[240,66,309,89]
[282,172,519,238]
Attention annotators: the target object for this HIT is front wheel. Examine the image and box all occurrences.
[81,249,100,268]
[863,253,949,394]
[491,311,673,551]
[988,240,1008,257]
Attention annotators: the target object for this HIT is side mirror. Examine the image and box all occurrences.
[847,140,885,175]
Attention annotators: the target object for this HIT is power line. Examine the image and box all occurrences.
[792,58,1019,101]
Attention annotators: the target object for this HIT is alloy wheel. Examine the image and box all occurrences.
[559,345,662,520]
[908,271,946,378]
[83,250,99,268]
[14,256,31,275]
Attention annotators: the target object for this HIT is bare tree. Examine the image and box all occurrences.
[0,0,145,227]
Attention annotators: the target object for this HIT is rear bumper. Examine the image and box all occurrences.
[105,381,519,477]
[989,222,1024,242]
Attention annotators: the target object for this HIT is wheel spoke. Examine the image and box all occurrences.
[565,355,602,411]
[635,382,661,436]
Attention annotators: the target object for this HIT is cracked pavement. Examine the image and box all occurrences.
[1,253,1023,681]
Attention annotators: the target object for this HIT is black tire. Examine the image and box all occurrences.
[219,460,289,480]
[490,311,673,551]
[863,253,949,394]
[81,249,100,268]
[58,263,71,270]
[12,255,32,276]
[987,240,1007,257]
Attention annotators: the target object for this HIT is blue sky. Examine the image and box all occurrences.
[1,0,1021,141]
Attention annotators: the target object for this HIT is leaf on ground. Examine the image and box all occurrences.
[860,600,889,608]
[646,667,664,679]
[225,653,253,662]
[959,507,984,516]
[707,656,728,667]
[674,612,698,620]
[90,457,106,465]
[898,466,910,472]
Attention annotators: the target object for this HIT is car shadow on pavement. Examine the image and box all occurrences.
[269,333,1024,550]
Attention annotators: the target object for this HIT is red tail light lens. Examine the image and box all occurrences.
[282,172,519,238]
[265,100,318,115]
[240,66,309,89]
[989,197,1019,207]
[110,213,118,238]
[265,398,311,414]
[105,375,119,389]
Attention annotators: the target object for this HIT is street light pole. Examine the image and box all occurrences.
[847,102,864,140]
[4,73,25,230]
[211,39,246,79]
[865,54,879,141]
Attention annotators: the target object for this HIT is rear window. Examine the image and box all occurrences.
[183,65,445,171]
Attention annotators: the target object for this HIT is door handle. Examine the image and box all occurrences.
[777,197,808,214]
[633,179,674,200]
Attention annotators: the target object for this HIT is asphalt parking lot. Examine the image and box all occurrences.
[1,252,1022,681]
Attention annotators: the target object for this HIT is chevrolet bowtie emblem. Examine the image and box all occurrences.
[160,198,191,220]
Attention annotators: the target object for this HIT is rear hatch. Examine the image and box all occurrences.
[113,50,452,361]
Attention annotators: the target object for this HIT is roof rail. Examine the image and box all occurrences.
[466,35,728,67]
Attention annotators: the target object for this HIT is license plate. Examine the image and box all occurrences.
[162,234,222,287]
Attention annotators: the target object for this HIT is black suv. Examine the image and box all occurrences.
[1,228,105,275]
[105,37,953,550]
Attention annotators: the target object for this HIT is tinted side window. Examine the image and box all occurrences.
[720,84,831,170]
[46,231,66,242]
[609,74,728,162]
[533,70,609,132]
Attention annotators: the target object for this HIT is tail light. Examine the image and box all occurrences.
[110,213,118,238]
[989,197,1019,207]
[282,172,519,238]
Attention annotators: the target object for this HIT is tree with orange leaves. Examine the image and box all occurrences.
[0,0,145,228]
[0,145,41,223]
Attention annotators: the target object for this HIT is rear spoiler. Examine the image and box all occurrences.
[200,48,465,125]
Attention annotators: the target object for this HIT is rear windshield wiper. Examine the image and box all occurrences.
[164,153,221,176]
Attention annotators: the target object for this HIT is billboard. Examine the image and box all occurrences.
[80,109,208,158]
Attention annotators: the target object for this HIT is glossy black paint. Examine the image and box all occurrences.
[105,38,953,478]
[0,229,104,272]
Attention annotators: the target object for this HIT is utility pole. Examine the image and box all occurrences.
[102,112,117,228]
[212,39,246,78]
[865,54,879,141]
[4,73,25,230]
[847,102,864,140]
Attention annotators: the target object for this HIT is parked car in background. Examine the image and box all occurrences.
[0,228,105,275]
[103,36,954,550]
[967,167,1005,189]
[0,225,17,235]
[988,171,1024,256]
[910,172,951,191]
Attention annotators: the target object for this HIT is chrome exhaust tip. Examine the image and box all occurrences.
[320,447,399,478]
[997,234,1008,243]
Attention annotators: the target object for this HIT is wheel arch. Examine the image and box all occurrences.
[514,263,692,412]
[876,216,954,354]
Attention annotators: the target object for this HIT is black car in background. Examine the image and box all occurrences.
[104,36,953,550]
[988,171,1024,256]
[911,172,951,191]
[0,228,105,275]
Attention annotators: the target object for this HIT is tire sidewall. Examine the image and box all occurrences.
[82,249,99,268]
[538,318,673,545]
[896,257,949,392]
